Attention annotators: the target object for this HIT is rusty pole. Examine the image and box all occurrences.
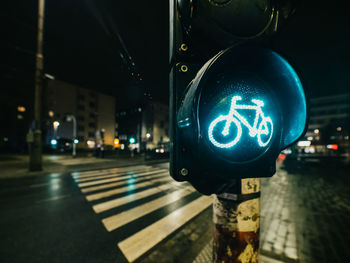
[213,178,261,263]
[29,0,45,171]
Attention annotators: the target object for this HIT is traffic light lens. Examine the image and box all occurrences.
[208,95,274,150]
[199,74,278,163]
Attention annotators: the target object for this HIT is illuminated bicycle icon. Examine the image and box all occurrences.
[208,96,273,149]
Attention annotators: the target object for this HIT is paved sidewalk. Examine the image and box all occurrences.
[191,161,350,263]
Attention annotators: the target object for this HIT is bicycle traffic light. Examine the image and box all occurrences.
[169,0,307,195]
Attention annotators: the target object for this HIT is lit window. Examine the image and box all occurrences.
[17,106,26,112]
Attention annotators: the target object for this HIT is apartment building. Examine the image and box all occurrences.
[44,79,116,150]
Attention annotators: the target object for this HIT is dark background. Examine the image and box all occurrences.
[1,0,349,110]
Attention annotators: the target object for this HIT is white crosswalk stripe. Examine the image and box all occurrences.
[72,165,149,178]
[53,157,112,166]
[74,168,154,182]
[92,184,174,214]
[102,186,196,232]
[78,170,168,188]
[118,196,212,263]
[81,173,168,193]
[72,165,212,262]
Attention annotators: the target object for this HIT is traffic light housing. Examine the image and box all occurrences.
[170,0,307,195]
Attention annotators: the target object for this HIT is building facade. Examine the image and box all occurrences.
[299,93,350,155]
[116,101,169,152]
[44,79,116,150]
[141,102,169,150]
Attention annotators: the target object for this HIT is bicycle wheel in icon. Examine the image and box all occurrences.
[208,115,242,148]
[257,117,273,147]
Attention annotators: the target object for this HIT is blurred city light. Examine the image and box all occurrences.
[297,140,311,147]
[44,73,55,80]
[282,148,292,154]
[51,139,57,145]
[17,106,26,112]
[337,126,342,131]
[327,144,338,150]
[146,133,151,138]
[129,137,136,144]
[53,121,60,129]
[74,139,79,144]
[87,140,95,149]
[304,147,315,153]
[314,129,319,134]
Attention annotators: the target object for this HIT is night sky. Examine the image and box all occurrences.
[1,0,349,110]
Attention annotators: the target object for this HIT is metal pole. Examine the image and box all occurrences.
[72,115,77,158]
[29,0,45,171]
[213,178,261,263]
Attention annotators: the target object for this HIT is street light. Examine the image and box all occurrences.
[66,115,77,158]
[53,121,60,138]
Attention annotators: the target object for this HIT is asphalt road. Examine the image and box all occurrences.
[0,161,208,263]
[0,158,349,263]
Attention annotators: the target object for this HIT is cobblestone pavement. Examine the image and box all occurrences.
[191,160,350,263]
[139,159,350,263]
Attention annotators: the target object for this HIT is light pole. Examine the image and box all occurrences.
[29,0,45,171]
[66,115,77,158]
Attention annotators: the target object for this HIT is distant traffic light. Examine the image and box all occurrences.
[129,137,136,144]
[169,0,307,194]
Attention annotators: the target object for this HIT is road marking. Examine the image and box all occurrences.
[81,173,168,193]
[102,186,196,232]
[77,170,167,188]
[56,158,109,166]
[77,173,131,184]
[92,184,174,214]
[118,195,213,263]
[85,178,171,202]
[73,168,154,181]
[75,168,165,183]
[74,168,153,182]
[72,165,149,177]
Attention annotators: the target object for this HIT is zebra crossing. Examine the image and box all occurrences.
[52,157,114,166]
[72,164,213,263]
